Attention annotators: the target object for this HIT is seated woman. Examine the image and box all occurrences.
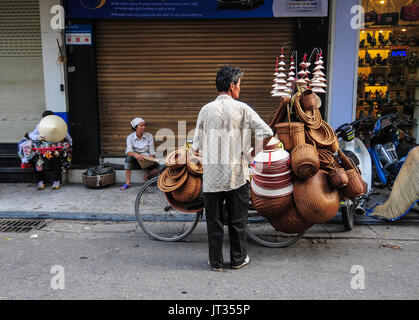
[27,110,72,190]
[120,117,160,190]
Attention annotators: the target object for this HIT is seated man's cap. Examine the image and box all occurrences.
[131,118,145,128]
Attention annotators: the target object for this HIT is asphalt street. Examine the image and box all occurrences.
[1,219,418,301]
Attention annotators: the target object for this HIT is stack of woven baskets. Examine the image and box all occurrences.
[251,89,366,233]
[158,148,204,213]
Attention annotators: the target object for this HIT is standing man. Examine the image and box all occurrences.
[192,65,273,271]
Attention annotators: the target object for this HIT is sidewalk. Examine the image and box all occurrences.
[0,182,141,221]
[0,182,418,224]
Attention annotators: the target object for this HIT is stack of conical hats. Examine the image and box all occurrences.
[158,148,204,212]
[271,53,289,98]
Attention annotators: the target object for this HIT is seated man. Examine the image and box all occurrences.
[28,110,72,190]
[120,117,160,190]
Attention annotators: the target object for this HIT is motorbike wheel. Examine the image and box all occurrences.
[341,202,354,231]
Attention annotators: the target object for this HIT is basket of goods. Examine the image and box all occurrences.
[300,89,321,111]
[274,102,305,151]
[294,92,322,129]
[317,148,335,171]
[328,161,349,189]
[268,200,314,234]
[338,149,367,199]
[158,147,204,213]
[306,120,337,149]
[82,163,115,189]
[293,169,341,224]
[250,137,294,220]
[290,141,320,180]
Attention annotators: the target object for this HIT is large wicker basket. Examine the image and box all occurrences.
[82,171,115,189]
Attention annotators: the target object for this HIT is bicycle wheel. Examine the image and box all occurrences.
[246,204,304,248]
[135,176,200,242]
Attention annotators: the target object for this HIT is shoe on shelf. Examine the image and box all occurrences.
[231,255,250,270]
[37,181,45,190]
[51,181,61,190]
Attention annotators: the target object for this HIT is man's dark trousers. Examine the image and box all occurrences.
[204,182,249,269]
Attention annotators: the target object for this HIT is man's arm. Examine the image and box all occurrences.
[244,105,274,157]
[191,108,204,156]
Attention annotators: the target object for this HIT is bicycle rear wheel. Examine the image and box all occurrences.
[246,205,304,248]
[135,176,200,242]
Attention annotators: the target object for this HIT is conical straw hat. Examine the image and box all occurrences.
[38,115,68,143]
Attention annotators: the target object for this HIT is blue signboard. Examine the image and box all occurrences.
[66,0,328,19]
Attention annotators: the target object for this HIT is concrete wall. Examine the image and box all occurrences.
[327,0,360,129]
[39,0,68,122]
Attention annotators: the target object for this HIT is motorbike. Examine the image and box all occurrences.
[335,116,373,231]
[367,113,417,187]
[335,113,417,230]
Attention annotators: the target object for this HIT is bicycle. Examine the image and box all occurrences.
[134,171,304,248]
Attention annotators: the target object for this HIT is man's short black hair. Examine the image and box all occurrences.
[216,65,244,92]
[42,110,54,118]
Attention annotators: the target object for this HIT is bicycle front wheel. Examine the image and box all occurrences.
[135,176,200,242]
[246,206,304,248]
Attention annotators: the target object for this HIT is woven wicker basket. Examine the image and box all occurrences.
[340,169,367,199]
[269,201,313,234]
[251,191,293,220]
[290,142,320,180]
[82,171,115,189]
[275,122,305,151]
[328,162,349,189]
[293,170,341,224]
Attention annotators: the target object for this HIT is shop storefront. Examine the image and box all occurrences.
[356,0,419,141]
[0,0,45,143]
[65,0,330,163]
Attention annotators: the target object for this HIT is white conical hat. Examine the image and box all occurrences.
[296,78,307,85]
[289,71,295,76]
[278,61,286,66]
[311,81,327,88]
[314,65,325,71]
[278,67,286,71]
[311,87,326,93]
[277,72,287,78]
[313,70,325,77]
[38,115,68,143]
[274,78,287,84]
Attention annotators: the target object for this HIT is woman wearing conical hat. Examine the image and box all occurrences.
[28,110,72,190]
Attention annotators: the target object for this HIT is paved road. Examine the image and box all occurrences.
[0,219,418,301]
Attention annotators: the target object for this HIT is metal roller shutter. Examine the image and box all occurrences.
[0,0,45,142]
[95,19,296,155]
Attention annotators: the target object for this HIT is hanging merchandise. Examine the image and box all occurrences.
[158,146,204,213]
[254,47,368,234]
[271,49,290,97]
